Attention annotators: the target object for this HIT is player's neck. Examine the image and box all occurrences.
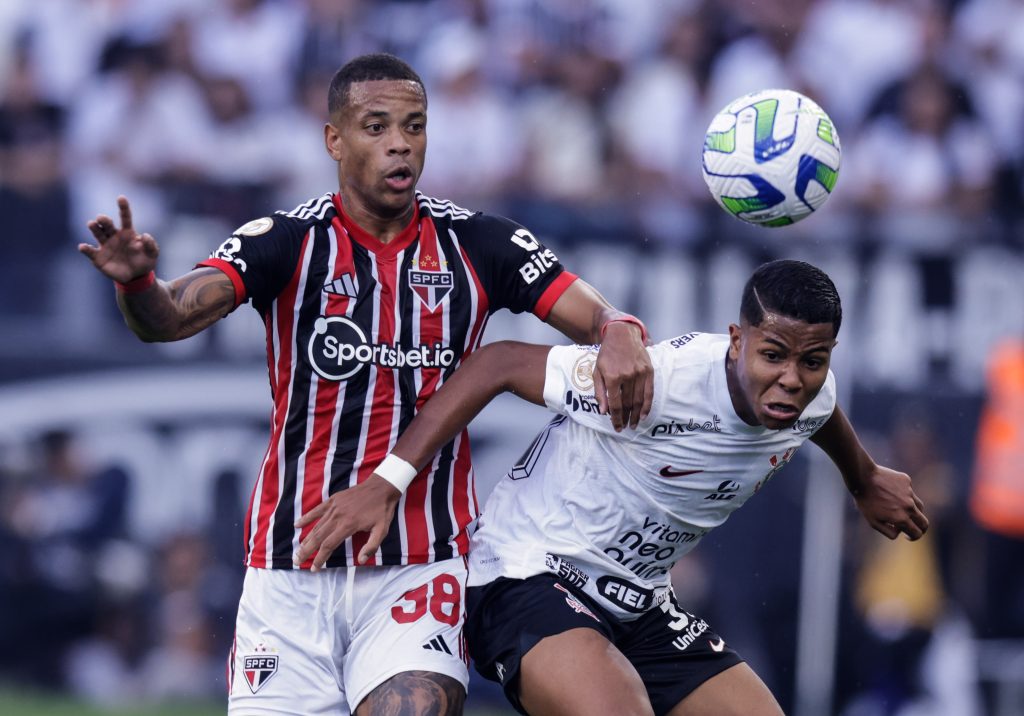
[724,352,760,427]
[337,190,416,245]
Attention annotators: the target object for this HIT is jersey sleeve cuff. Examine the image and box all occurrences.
[532,271,578,321]
[196,258,246,308]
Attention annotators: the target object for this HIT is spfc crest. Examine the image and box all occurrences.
[408,269,453,312]
[243,653,279,693]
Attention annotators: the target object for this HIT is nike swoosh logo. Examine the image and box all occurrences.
[659,466,704,478]
[709,637,725,652]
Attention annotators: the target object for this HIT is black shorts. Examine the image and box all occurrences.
[465,574,743,715]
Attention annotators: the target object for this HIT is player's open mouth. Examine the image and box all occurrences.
[384,168,414,191]
[764,402,799,421]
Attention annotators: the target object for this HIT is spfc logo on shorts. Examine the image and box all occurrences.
[409,269,453,311]
[243,654,279,693]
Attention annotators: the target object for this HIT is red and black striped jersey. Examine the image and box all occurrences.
[198,192,577,568]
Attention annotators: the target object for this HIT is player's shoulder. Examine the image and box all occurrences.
[239,193,337,236]
[650,332,726,369]
[417,192,532,242]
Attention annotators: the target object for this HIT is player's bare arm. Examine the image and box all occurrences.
[294,341,549,569]
[79,196,235,342]
[546,279,654,431]
[355,671,465,716]
[811,405,929,540]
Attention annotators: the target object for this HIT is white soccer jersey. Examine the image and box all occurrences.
[467,332,837,620]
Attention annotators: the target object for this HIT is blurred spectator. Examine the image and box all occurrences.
[67,37,214,233]
[969,339,1024,641]
[295,0,377,80]
[606,4,714,245]
[416,23,525,207]
[838,415,957,716]
[1,429,131,687]
[0,43,70,317]
[188,0,304,110]
[844,62,997,249]
[704,0,815,121]
[794,0,932,132]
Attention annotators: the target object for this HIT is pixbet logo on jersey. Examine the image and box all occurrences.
[308,316,455,381]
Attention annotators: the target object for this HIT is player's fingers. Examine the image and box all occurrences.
[910,508,930,536]
[605,380,624,432]
[78,243,99,260]
[294,501,328,529]
[357,522,388,564]
[899,518,925,541]
[117,195,133,231]
[640,369,654,422]
[140,233,160,259]
[93,215,117,241]
[311,535,341,572]
[293,533,317,565]
[913,494,926,512]
[874,520,900,540]
[629,374,646,430]
[592,367,608,416]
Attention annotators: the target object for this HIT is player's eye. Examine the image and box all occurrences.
[762,350,781,361]
[803,357,824,370]
[407,122,424,133]
[367,123,385,134]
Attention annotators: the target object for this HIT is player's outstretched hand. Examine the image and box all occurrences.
[593,321,654,432]
[79,196,160,283]
[293,475,401,570]
[854,465,929,541]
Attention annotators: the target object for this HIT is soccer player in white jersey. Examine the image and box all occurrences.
[78,54,654,715]
[303,259,930,715]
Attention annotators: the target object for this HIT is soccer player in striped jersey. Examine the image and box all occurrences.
[326,260,930,715]
[78,54,653,715]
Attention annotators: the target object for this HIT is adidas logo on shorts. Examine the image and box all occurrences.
[422,635,453,655]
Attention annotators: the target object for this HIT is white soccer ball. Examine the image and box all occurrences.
[701,88,841,227]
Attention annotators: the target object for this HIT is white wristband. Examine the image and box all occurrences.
[374,453,418,493]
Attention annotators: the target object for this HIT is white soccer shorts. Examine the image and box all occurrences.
[227,558,469,715]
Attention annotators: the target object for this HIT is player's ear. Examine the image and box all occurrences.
[325,122,344,161]
[728,323,742,359]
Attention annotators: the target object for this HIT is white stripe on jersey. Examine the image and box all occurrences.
[281,193,333,221]
[418,194,473,221]
[265,228,316,566]
[321,226,353,526]
[290,225,342,560]
[348,249,386,564]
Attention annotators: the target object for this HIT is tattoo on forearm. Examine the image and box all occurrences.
[172,271,235,337]
[119,269,234,341]
[356,671,466,716]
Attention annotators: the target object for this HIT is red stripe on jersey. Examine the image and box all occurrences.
[405,218,444,559]
[450,429,474,555]
[533,271,579,321]
[297,250,353,565]
[249,230,312,567]
[196,257,246,307]
[414,219,445,407]
[350,251,403,564]
[457,244,490,358]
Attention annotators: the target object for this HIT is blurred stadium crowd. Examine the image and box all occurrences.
[0,0,1022,714]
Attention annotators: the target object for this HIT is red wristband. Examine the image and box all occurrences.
[600,314,648,343]
[115,271,156,294]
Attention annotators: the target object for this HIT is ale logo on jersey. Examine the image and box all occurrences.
[308,316,456,381]
[242,653,278,693]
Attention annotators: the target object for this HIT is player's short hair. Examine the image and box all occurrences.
[740,260,842,337]
[328,53,425,117]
